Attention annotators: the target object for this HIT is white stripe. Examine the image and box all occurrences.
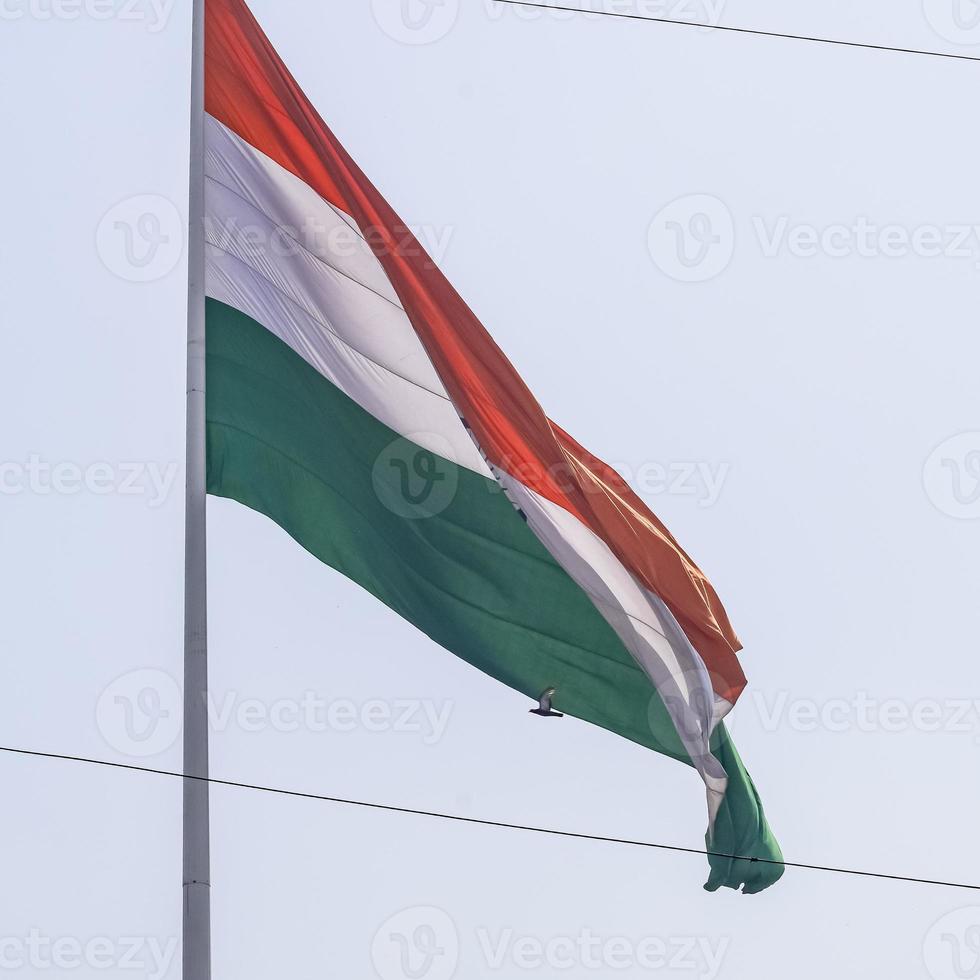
[496,473,730,826]
[204,114,730,828]
[204,115,491,478]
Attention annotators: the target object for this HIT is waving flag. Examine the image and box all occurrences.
[203,0,783,892]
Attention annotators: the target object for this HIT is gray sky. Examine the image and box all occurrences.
[3,1,980,978]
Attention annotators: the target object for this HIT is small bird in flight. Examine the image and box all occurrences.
[529,687,563,718]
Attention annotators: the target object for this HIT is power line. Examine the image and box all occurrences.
[493,0,980,64]
[3,743,979,892]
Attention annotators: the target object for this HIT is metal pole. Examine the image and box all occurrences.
[183,0,210,977]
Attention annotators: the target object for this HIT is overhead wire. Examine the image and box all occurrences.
[3,744,978,892]
[493,0,980,64]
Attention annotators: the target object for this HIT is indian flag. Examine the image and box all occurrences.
[203,0,783,893]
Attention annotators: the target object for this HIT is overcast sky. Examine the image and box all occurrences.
[3,1,980,978]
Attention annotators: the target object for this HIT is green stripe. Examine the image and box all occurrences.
[205,297,782,892]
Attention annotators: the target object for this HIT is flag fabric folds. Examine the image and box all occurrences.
[203,0,783,892]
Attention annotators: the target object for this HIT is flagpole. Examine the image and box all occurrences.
[183,0,210,977]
